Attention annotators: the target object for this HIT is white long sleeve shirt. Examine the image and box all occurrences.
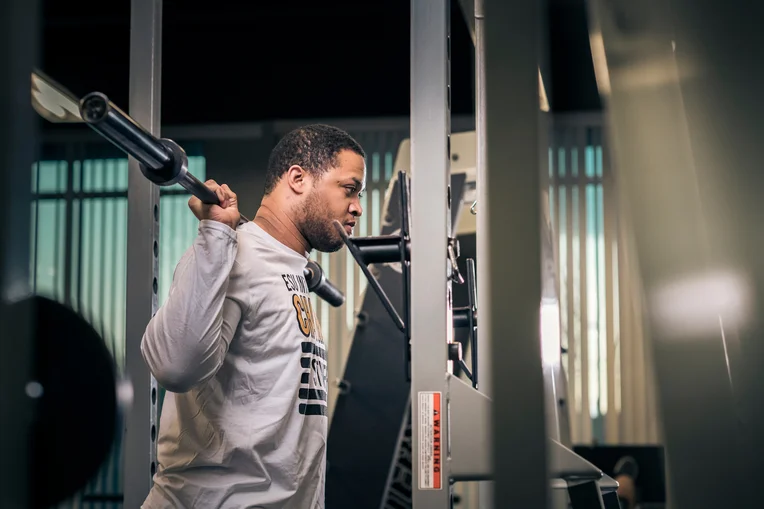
[140,219,328,509]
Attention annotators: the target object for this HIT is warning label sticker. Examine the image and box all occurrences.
[418,391,442,490]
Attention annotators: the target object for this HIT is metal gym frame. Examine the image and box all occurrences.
[122,1,163,507]
[0,0,616,507]
[6,0,764,508]
[117,0,617,507]
[1,0,39,507]
[2,0,617,507]
[405,0,622,508]
[118,2,340,504]
[410,0,528,507]
[408,0,622,508]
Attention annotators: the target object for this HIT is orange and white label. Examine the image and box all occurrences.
[418,391,442,490]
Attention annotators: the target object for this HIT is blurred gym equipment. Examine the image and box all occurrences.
[6,0,764,507]
[10,295,122,509]
[326,134,620,509]
[4,16,123,504]
[2,0,42,506]
[587,0,764,506]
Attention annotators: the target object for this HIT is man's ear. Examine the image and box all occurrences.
[285,165,309,194]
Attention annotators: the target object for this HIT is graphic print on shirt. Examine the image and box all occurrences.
[282,272,328,417]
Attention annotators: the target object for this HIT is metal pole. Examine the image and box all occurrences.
[473,0,495,507]
[474,0,487,406]
[0,0,38,507]
[123,0,162,506]
[484,0,549,508]
[410,0,452,506]
[80,92,173,171]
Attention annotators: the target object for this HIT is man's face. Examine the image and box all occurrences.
[299,149,366,253]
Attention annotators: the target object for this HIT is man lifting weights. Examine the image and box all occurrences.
[140,125,366,508]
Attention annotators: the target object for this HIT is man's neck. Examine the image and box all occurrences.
[253,200,311,258]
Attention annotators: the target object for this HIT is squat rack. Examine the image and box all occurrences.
[114,1,557,506]
[408,0,550,506]
[0,0,602,507]
[6,1,764,508]
[117,0,555,505]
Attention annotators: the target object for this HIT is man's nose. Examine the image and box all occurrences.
[349,199,363,217]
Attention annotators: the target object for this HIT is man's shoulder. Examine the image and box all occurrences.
[230,232,307,300]
[234,235,304,274]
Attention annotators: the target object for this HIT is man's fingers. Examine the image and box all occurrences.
[220,184,236,201]
[215,186,228,208]
[188,181,237,222]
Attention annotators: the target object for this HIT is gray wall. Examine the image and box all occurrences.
[200,123,277,219]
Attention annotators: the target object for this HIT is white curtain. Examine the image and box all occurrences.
[550,113,660,445]
[611,159,662,445]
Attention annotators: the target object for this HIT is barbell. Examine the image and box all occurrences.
[76,91,344,308]
[30,69,345,306]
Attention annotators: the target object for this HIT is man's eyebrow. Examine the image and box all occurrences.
[352,177,366,193]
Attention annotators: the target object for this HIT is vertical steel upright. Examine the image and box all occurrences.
[0,0,38,507]
[123,0,163,506]
[409,0,453,507]
[472,0,495,507]
[484,0,550,508]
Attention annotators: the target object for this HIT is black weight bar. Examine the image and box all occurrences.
[80,92,224,211]
[304,260,345,307]
[78,91,344,307]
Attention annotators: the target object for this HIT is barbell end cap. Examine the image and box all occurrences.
[79,92,111,124]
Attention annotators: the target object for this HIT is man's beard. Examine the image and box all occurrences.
[299,191,344,253]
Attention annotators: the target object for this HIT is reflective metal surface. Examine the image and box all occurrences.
[0,0,38,507]
[588,0,764,506]
[410,0,453,505]
[123,0,163,505]
[81,92,172,171]
[484,0,550,507]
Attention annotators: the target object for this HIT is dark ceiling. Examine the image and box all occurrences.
[41,0,600,127]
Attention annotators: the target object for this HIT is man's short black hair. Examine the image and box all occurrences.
[264,124,366,195]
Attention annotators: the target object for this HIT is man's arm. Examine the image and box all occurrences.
[140,220,244,393]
